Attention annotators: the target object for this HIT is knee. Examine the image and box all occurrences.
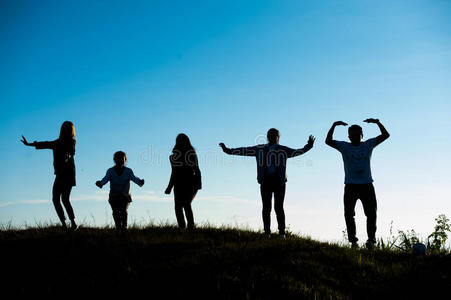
[344,210,355,219]
[274,204,284,215]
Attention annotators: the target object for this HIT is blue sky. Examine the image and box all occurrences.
[1,0,450,242]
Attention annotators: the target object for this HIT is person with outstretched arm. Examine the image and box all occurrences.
[96,151,144,231]
[220,128,315,238]
[325,118,390,249]
[21,121,78,230]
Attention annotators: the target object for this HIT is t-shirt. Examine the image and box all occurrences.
[335,138,378,184]
[266,144,277,175]
[99,167,142,197]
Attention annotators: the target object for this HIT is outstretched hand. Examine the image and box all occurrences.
[139,179,145,187]
[307,135,316,147]
[21,135,31,146]
[333,121,348,126]
[219,143,227,152]
[364,118,379,124]
[95,181,102,188]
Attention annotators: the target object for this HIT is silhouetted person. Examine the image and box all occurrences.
[326,119,390,249]
[96,151,144,231]
[21,121,78,230]
[165,134,202,229]
[220,129,315,238]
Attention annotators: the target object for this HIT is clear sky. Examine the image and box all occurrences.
[1,0,450,243]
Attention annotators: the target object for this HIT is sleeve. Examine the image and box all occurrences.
[283,144,313,158]
[227,146,258,156]
[366,137,379,150]
[334,141,346,152]
[128,168,143,185]
[34,140,56,150]
[99,169,111,186]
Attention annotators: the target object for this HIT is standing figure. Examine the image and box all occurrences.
[21,121,78,230]
[165,134,202,230]
[96,151,144,231]
[325,119,390,249]
[219,128,315,238]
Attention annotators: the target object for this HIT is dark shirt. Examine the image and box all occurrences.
[224,143,312,185]
[34,138,76,186]
[167,151,202,190]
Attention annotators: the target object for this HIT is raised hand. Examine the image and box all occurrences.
[364,118,379,124]
[307,135,316,147]
[219,143,227,151]
[21,135,31,146]
[333,121,348,126]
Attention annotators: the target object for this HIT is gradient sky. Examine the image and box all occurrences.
[1,0,450,243]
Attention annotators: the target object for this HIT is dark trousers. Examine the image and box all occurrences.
[174,185,197,229]
[260,174,286,234]
[52,179,75,224]
[344,183,377,243]
[109,195,131,230]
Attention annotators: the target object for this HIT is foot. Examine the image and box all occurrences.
[365,239,376,250]
[264,233,271,239]
[351,242,359,249]
[70,220,78,231]
[279,233,286,239]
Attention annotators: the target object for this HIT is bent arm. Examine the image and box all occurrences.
[326,121,347,149]
[375,121,390,146]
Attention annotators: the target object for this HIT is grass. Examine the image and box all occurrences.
[1,224,450,299]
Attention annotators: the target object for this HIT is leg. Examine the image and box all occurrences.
[360,184,377,243]
[120,201,130,231]
[52,180,66,226]
[109,199,122,230]
[344,184,359,244]
[174,188,186,228]
[184,189,197,229]
[274,184,286,235]
[260,184,273,235]
[60,184,76,228]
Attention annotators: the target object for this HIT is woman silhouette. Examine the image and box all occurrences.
[165,134,202,229]
[21,121,78,230]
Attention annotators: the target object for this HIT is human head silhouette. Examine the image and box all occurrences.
[114,151,127,167]
[267,128,280,144]
[174,133,194,152]
[59,121,75,140]
[348,125,363,144]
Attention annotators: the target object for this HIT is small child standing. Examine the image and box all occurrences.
[96,151,144,231]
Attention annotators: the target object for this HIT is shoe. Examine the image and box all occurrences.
[365,240,376,250]
[279,233,286,239]
[264,233,271,239]
[70,220,78,231]
[351,242,359,249]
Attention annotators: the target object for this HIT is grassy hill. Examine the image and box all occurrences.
[1,225,450,299]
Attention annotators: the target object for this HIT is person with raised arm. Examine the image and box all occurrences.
[21,121,78,230]
[219,128,315,238]
[326,118,390,249]
[165,134,202,230]
[96,151,144,231]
